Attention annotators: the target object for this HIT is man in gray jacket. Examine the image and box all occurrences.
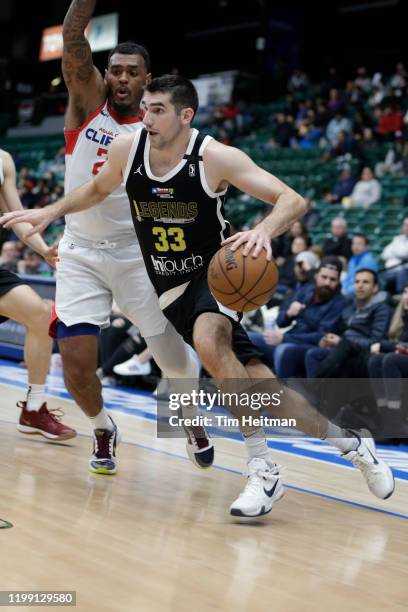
[305,269,391,378]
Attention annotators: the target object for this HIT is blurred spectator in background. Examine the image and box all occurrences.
[0,240,20,272]
[324,167,356,203]
[375,132,405,177]
[273,113,295,147]
[306,269,390,378]
[276,235,311,294]
[368,284,408,432]
[381,217,408,293]
[376,103,404,139]
[17,247,51,276]
[249,257,345,377]
[348,166,381,209]
[354,66,371,94]
[326,111,352,147]
[342,234,378,295]
[323,217,352,259]
[288,69,309,95]
[327,88,344,115]
[389,62,407,91]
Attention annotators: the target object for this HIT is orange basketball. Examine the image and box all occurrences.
[207,244,279,312]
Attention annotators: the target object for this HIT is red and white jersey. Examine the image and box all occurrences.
[64,100,143,244]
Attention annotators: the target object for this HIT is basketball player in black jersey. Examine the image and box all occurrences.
[1,76,395,516]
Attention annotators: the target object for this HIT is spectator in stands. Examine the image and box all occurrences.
[375,131,405,177]
[324,168,356,204]
[275,220,309,261]
[381,217,408,293]
[305,269,391,378]
[276,235,311,294]
[297,115,322,149]
[354,66,371,95]
[368,283,408,432]
[17,248,51,276]
[348,166,381,209]
[314,102,331,130]
[273,113,295,147]
[326,111,352,147]
[323,217,352,259]
[293,250,320,289]
[377,103,404,139]
[248,257,345,377]
[342,234,378,296]
[287,69,309,95]
[0,240,19,272]
[327,88,344,114]
[328,130,362,159]
[389,62,407,91]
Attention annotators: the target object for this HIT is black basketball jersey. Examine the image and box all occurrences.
[125,128,230,297]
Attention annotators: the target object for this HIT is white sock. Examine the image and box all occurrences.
[90,407,114,431]
[322,421,359,453]
[26,384,47,411]
[243,428,272,462]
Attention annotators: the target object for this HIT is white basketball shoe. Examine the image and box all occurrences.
[230,457,284,517]
[343,431,395,499]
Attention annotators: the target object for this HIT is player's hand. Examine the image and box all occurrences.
[286,301,306,318]
[0,207,55,237]
[41,243,59,268]
[222,222,272,260]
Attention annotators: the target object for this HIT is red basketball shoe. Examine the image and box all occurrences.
[17,401,77,441]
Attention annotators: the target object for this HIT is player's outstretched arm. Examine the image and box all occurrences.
[0,135,130,238]
[206,143,308,259]
[62,0,106,128]
[0,151,58,266]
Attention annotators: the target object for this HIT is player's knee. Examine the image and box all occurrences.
[194,323,230,373]
[59,344,95,390]
[25,299,51,332]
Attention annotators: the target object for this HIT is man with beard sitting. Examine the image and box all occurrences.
[248,257,346,377]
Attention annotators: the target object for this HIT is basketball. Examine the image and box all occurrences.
[207,244,279,312]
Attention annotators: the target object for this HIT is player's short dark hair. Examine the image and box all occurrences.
[355,268,378,284]
[108,42,151,72]
[146,75,199,117]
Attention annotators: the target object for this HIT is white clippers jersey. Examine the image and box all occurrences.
[64,100,143,244]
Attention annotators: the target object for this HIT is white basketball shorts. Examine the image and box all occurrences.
[55,236,167,337]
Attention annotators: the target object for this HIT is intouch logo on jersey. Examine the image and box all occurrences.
[150,253,203,275]
[152,187,175,199]
[189,164,195,177]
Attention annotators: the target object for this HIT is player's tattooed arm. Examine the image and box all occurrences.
[62,0,105,127]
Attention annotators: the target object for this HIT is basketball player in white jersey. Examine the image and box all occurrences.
[2,76,395,517]
[32,0,218,474]
[53,0,282,479]
[0,149,76,441]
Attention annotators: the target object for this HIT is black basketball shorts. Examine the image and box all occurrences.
[162,269,265,366]
[0,267,27,324]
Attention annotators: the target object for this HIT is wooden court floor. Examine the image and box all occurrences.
[1,381,408,612]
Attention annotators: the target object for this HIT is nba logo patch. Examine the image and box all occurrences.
[189,164,195,177]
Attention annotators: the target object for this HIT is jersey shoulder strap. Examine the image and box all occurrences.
[183,131,207,163]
